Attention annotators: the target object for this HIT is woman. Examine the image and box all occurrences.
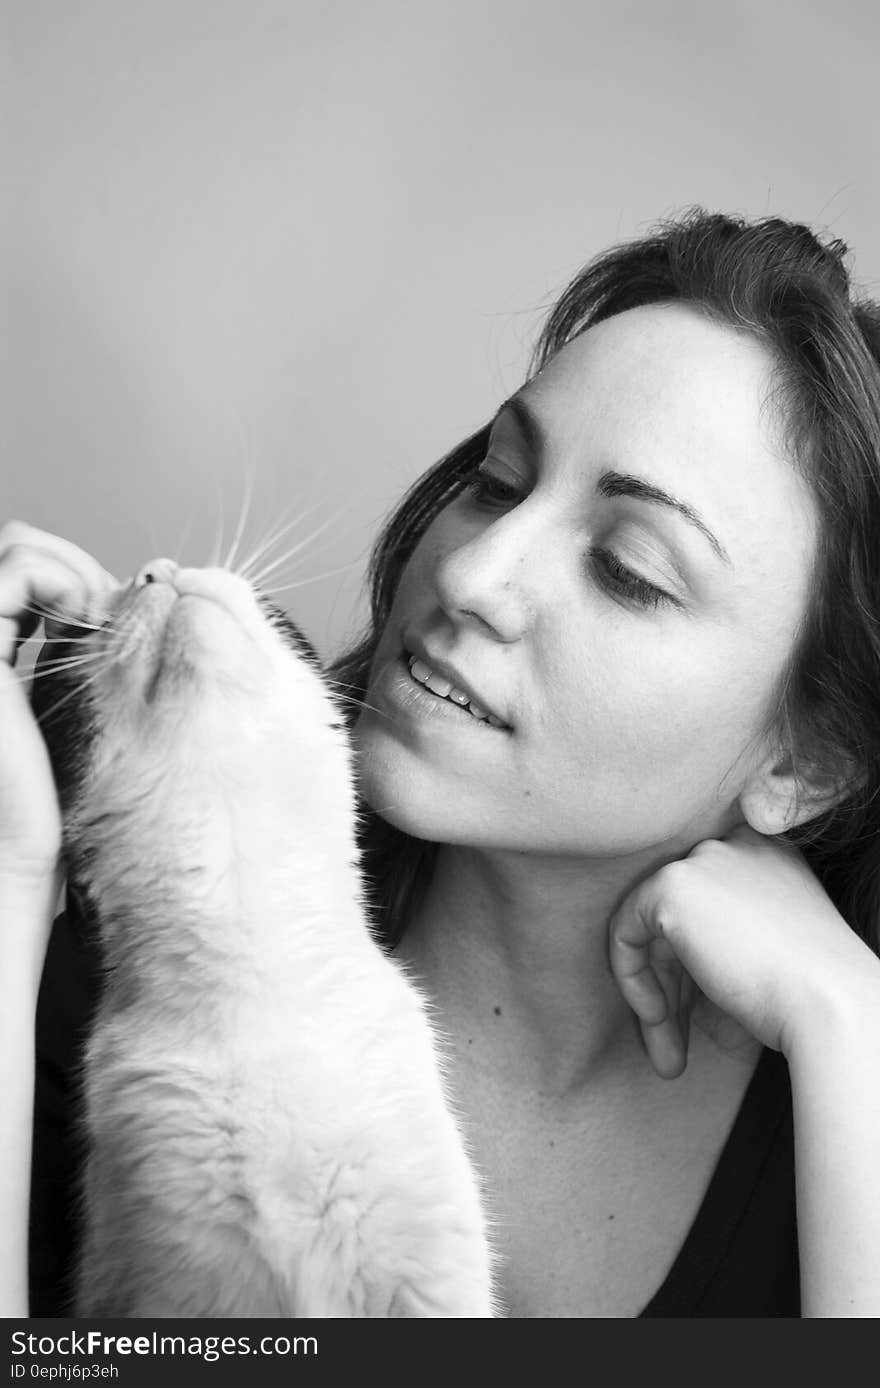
[6,209,880,1316]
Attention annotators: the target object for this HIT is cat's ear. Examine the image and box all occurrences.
[739,742,862,835]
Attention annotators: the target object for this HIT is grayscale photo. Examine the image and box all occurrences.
[3,0,880,1336]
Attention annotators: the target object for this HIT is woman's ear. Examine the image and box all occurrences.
[739,744,862,835]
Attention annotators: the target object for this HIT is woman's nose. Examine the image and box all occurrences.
[433,514,539,643]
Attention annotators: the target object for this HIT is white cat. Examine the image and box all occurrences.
[34,559,496,1317]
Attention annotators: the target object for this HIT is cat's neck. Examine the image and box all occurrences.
[73,750,372,1021]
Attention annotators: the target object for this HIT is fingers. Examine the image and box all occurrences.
[641,1016,688,1079]
[680,969,696,1053]
[0,521,119,664]
[608,882,676,1023]
[640,955,688,1079]
[609,877,692,1079]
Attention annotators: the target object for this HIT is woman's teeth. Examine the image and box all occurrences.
[407,656,505,728]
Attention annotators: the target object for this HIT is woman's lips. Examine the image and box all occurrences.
[372,652,512,735]
[406,654,508,728]
[401,634,510,728]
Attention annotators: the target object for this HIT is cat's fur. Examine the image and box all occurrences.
[33,560,496,1317]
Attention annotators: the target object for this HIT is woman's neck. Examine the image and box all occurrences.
[396,840,678,1099]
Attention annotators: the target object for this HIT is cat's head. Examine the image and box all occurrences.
[30,560,346,833]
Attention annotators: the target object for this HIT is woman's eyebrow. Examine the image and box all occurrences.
[492,395,732,567]
[491,395,546,456]
[597,472,732,566]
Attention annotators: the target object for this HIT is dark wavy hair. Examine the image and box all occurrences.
[329,208,880,953]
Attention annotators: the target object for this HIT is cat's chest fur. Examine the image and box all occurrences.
[34,560,495,1318]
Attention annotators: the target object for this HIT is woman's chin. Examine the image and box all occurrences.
[353,744,452,841]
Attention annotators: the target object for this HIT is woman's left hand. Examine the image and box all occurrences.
[608,824,878,1078]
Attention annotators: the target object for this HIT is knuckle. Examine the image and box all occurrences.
[656,858,689,894]
[651,860,695,932]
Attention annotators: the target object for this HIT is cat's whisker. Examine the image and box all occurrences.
[27,649,108,670]
[47,651,111,684]
[330,692,390,720]
[28,645,111,667]
[207,483,226,569]
[250,498,355,578]
[234,521,297,581]
[243,512,348,589]
[34,672,103,727]
[223,467,258,574]
[324,680,390,721]
[20,606,110,631]
[256,560,364,595]
[246,548,332,590]
[26,635,111,644]
[325,678,369,694]
[236,505,324,581]
[12,663,94,690]
[18,602,109,633]
[147,515,161,564]
[174,517,194,566]
[24,653,115,683]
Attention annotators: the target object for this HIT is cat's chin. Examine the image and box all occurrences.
[96,601,269,719]
[144,610,262,706]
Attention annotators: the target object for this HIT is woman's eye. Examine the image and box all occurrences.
[459,474,678,612]
[592,547,677,611]
[464,467,526,509]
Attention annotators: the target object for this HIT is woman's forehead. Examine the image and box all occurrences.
[523,303,776,440]
[513,306,788,463]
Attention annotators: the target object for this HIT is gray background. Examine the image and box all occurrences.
[6,0,880,660]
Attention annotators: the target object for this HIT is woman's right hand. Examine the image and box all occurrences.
[0,521,118,889]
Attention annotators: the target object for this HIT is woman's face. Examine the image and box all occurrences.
[355,303,817,858]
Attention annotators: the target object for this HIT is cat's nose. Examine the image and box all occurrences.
[134,558,179,589]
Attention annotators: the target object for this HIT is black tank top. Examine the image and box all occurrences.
[28,905,800,1317]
